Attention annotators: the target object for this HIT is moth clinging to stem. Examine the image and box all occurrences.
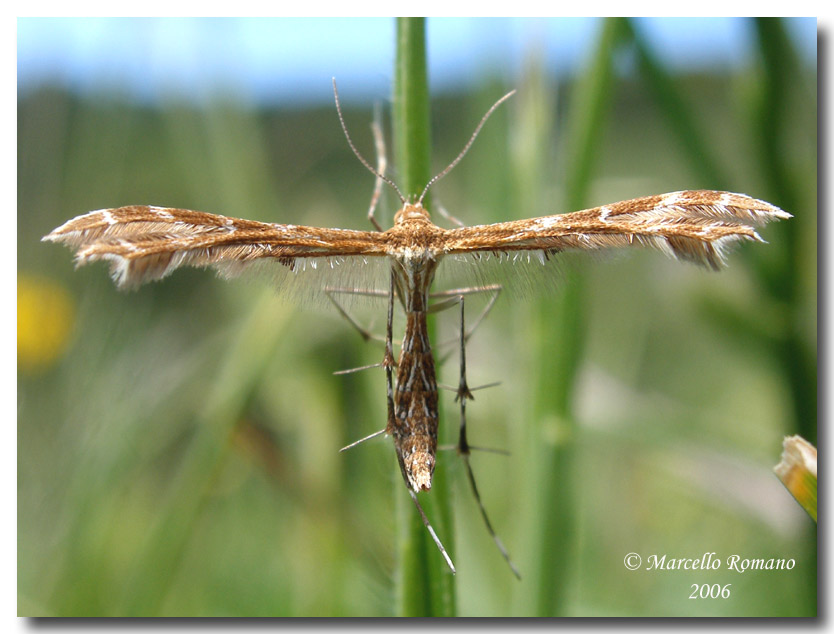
[43,81,790,576]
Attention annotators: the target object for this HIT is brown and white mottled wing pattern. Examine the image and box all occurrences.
[442,191,790,270]
[43,205,389,289]
[44,191,790,290]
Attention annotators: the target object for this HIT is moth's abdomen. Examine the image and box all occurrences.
[397,436,437,492]
[390,311,439,492]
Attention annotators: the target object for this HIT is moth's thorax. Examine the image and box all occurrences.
[386,203,446,271]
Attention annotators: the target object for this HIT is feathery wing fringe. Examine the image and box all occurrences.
[443,190,790,271]
[43,191,790,290]
[43,205,388,289]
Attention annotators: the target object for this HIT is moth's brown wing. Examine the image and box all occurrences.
[441,191,790,271]
[43,206,390,289]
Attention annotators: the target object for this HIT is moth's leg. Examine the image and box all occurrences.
[429,283,502,389]
[383,269,397,433]
[338,273,396,453]
[332,362,384,376]
[339,428,386,452]
[324,286,389,344]
[429,283,501,321]
[452,294,521,579]
[427,287,518,576]
[408,489,456,574]
[367,103,386,232]
[430,284,502,365]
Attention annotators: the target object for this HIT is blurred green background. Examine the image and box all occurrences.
[18,18,816,616]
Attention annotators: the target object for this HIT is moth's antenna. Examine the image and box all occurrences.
[418,90,516,205]
[333,78,407,205]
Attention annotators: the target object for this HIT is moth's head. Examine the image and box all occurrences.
[393,203,430,226]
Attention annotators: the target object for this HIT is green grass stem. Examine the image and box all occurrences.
[392,16,456,617]
[525,17,626,616]
[624,19,728,189]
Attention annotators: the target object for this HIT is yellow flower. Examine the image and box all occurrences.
[18,274,75,374]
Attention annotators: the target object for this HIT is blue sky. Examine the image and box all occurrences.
[17,18,817,105]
